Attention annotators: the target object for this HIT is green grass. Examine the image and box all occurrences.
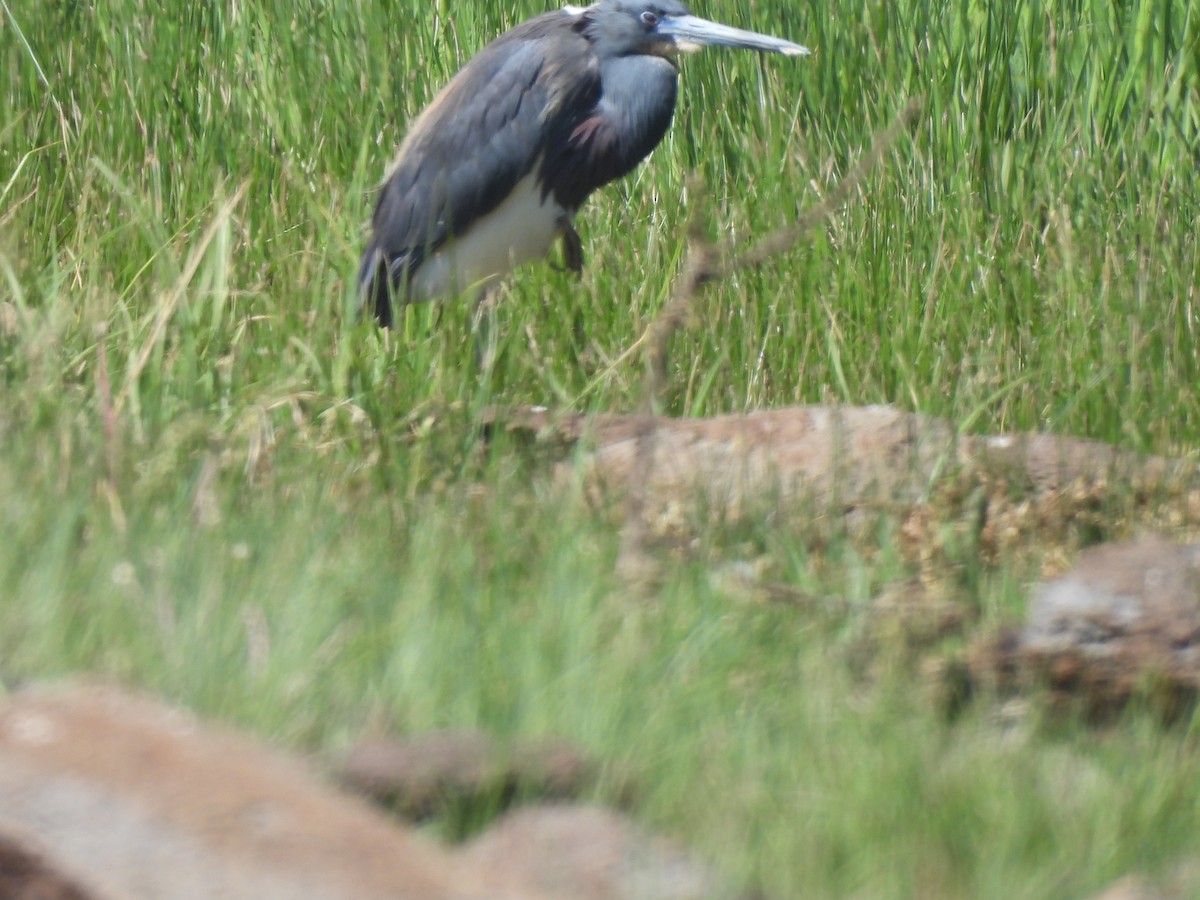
[3,0,1200,896]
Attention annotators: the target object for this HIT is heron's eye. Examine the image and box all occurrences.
[640,10,659,26]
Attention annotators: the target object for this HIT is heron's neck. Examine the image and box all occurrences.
[537,53,679,211]
[597,55,678,172]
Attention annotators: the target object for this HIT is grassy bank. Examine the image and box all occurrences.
[3,0,1200,895]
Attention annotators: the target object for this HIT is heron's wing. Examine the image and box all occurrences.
[362,12,599,310]
[540,55,679,212]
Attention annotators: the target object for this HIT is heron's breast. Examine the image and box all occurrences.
[409,174,569,302]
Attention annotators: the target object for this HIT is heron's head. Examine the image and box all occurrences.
[571,0,809,61]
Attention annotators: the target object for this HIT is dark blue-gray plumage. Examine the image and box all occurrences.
[360,0,809,327]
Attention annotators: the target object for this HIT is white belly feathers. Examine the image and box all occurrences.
[409,174,569,302]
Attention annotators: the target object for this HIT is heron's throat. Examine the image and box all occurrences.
[645,39,686,60]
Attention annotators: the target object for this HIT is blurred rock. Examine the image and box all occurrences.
[1023,537,1200,715]
[0,684,736,900]
[1025,538,1200,656]
[1088,860,1200,899]
[339,731,596,819]
[1088,876,1166,900]
[969,537,1200,719]
[463,805,741,900]
[0,833,96,900]
[0,682,526,899]
[485,404,1199,518]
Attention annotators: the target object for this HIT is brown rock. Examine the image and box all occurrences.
[340,731,595,819]
[1088,860,1200,900]
[969,538,1200,719]
[0,685,746,900]
[1025,538,1200,658]
[1088,875,1167,899]
[486,404,1197,514]
[463,805,740,900]
[0,833,96,900]
[341,731,497,812]
[0,683,537,899]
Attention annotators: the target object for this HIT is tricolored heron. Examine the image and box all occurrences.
[359,0,809,328]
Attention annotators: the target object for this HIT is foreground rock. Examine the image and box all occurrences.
[463,806,739,900]
[970,537,1200,719]
[1089,876,1166,900]
[339,731,597,820]
[0,832,96,900]
[0,683,516,899]
[1089,862,1200,900]
[0,684,727,900]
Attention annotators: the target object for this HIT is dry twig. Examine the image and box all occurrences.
[616,98,924,584]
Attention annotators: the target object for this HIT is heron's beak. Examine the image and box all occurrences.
[659,15,810,57]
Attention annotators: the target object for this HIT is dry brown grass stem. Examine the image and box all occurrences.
[616,97,924,585]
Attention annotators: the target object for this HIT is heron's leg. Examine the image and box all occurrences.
[471,284,502,371]
[552,218,588,359]
[555,218,584,277]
